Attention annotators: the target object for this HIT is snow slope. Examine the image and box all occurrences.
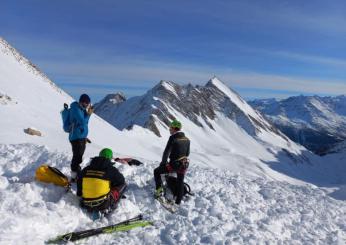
[0,143,345,244]
[0,37,159,161]
[0,37,346,244]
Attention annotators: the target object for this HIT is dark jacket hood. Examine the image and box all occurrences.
[89,156,112,169]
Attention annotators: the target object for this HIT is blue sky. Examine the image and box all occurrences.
[2,0,346,102]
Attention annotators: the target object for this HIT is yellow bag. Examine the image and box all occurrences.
[35,164,69,187]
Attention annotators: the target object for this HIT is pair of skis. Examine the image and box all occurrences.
[47,214,152,243]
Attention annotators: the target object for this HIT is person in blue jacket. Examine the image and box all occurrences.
[69,94,93,181]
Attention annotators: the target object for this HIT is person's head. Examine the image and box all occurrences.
[169,119,182,134]
[99,148,113,160]
[79,94,91,109]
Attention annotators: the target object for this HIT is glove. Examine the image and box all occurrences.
[87,105,94,115]
[166,163,173,172]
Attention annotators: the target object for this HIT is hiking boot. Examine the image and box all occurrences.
[154,187,164,198]
[70,171,78,183]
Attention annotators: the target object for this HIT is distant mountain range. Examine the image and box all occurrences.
[249,96,346,155]
[94,77,285,139]
[94,77,313,172]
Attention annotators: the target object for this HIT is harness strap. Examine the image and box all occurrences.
[176,156,188,162]
[82,195,108,207]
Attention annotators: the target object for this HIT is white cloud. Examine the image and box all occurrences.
[4,35,346,99]
[271,51,346,68]
[40,58,346,97]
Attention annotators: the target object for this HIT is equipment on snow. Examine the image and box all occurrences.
[114,158,143,166]
[47,214,152,243]
[155,173,193,213]
[162,173,193,199]
[166,174,193,197]
[35,164,70,188]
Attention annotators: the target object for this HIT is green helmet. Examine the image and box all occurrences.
[99,148,113,160]
[170,119,182,129]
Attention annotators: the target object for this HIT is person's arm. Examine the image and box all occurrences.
[70,104,90,127]
[109,167,125,188]
[161,136,173,165]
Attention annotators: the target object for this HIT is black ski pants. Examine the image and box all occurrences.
[154,164,185,204]
[70,139,86,173]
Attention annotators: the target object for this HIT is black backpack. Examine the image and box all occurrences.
[165,175,193,197]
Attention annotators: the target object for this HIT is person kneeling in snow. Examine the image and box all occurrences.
[77,148,126,214]
[154,119,190,205]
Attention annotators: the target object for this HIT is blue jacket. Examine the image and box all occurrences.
[69,101,90,141]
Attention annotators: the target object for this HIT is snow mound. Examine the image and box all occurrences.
[0,144,345,244]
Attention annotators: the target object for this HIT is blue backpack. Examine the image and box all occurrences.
[61,103,72,133]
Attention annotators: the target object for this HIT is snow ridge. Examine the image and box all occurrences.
[95,77,284,140]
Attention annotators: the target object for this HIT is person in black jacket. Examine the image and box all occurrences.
[154,119,190,205]
[77,148,126,213]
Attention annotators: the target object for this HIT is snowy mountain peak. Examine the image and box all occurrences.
[150,80,180,98]
[95,78,292,154]
[206,76,248,107]
[104,92,126,104]
[206,76,226,87]
[93,93,127,122]
[159,80,176,88]
[206,76,231,93]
